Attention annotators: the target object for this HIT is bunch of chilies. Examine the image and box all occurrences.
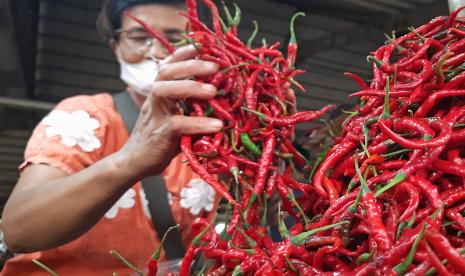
[125,1,465,276]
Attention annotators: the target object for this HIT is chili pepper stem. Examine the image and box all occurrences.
[424,248,465,276]
[367,55,384,68]
[356,247,377,265]
[374,171,407,197]
[393,223,427,275]
[246,20,258,48]
[231,265,242,276]
[244,192,258,218]
[349,152,371,212]
[109,250,144,276]
[151,224,180,260]
[380,76,391,120]
[278,202,291,239]
[234,225,257,248]
[32,259,58,276]
[290,221,349,246]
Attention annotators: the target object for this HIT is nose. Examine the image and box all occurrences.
[144,39,169,60]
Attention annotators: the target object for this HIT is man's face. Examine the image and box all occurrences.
[115,3,188,63]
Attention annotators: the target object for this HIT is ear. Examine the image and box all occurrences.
[110,39,121,59]
[109,38,117,53]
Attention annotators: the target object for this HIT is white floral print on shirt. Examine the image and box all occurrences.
[139,188,151,219]
[139,188,173,219]
[42,110,101,152]
[180,179,215,216]
[105,188,136,219]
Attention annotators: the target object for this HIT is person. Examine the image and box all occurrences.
[1,0,225,274]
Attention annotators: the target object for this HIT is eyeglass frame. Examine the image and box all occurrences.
[114,27,185,55]
[114,28,159,54]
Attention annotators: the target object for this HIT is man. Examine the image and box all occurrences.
[1,0,220,274]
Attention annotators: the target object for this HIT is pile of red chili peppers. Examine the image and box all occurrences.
[131,2,465,275]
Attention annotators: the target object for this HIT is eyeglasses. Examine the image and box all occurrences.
[115,28,184,55]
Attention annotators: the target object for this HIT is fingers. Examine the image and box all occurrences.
[287,89,297,114]
[161,44,199,64]
[150,80,217,101]
[157,60,219,81]
[168,115,223,135]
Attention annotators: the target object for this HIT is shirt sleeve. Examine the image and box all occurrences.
[19,95,113,175]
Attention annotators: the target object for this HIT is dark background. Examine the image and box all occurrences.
[0,0,449,211]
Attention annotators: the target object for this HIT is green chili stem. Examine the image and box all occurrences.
[192,218,214,246]
[374,171,407,197]
[32,259,59,276]
[109,250,144,276]
[234,225,257,248]
[289,12,305,44]
[196,260,212,276]
[278,202,291,239]
[393,223,427,275]
[342,110,359,127]
[238,207,250,230]
[407,211,417,228]
[407,26,426,42]
[231,167,239,184]
[290,221,349,246]
[232,3,241,26]
[384,32,405,52]
[246,21,259,48]
[396,221,408,241]
[380,76,391,120]
[309,147,330,182]
[232,265,242,276]
[266,93,288,116]
[286,190,310,227]
[381,148,412,159]
[241,107,265,119]
[356,247,376,265]
[230,129,242,153]
[347,180,358,194]
[320,119,336,137]
[349,152,371,212]
[425,248,465,276]
[360,138,370,158]
[367,55,384,68]
[152,224,180,259]
[222,1,234,27]
[261,194,268,227]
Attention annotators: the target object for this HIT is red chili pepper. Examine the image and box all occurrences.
[344,72,370,90]
[313,139,357,197]
[434,159,465,177]
[426,230,465,274]
[379,118,451,149]
[244,69,261,111]
[179,220,213,276]
[123,12,175,54]
[349,89,411,98]
[245,134,276,213]
[424,240,453,276]
[186,0,198,20]
[415,90,465,117]
[286,12,305,69]
[181,135,236,204]
[394,182,419,222]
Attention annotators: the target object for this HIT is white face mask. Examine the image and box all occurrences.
[119,58,159,96]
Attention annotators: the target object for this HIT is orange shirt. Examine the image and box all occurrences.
[2,93,216,275]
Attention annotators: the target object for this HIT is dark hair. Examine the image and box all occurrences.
[97,0,185,42]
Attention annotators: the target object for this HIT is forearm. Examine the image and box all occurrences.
[2,153,138,253]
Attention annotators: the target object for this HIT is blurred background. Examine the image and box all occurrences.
[0,0,449,211]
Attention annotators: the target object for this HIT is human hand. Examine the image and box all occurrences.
[117,45,223,179]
